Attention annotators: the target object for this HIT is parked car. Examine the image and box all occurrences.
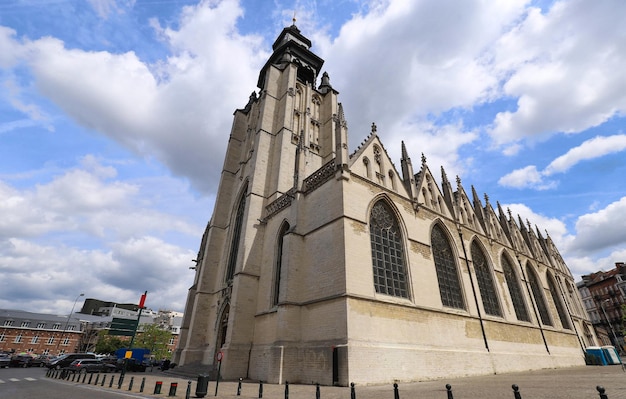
[65,359,116,374]
[47,353,96,369]
[9,354,36,367]
[115,358,146,372]
[30,355,52,367]
[0,354,10,368]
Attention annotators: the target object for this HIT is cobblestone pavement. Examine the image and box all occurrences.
[48,365,626,399]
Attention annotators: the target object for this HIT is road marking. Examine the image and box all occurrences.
[0,379,5,384]
[9,378,20,381]
[25,377,37,381]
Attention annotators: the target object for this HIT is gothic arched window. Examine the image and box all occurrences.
[272,222,290,306]
[548,274,571,329]
[431,224,465,309]
[470,241,501,316]
[225,186,247,283]
[502,255,530,322]
[527,266,552,326]
[370,200,409,298]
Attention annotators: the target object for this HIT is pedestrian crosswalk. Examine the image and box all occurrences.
[0,377,38,383]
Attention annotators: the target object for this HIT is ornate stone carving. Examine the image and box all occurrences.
[264,188,296,220]
[303,159,335,194]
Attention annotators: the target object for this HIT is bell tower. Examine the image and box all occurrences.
[174,23,348,379]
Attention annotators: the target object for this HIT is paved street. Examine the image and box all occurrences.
[35,364,626,399]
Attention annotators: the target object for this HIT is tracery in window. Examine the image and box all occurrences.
[547,274,571,329]
[273,222,290,306]
[527,266,552,326]
[431,224,465,309]
[370,200,409,298]
[225,186,247,282]
[502,255,530,321]
[470,241,501,316]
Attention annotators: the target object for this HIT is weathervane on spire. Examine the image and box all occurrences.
[292,10,297,25]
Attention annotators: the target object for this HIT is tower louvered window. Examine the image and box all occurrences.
[548,276,571,329]
[527,267,552,326]
[225,188,247,283]
[502,256,530,322]
[370,200,409,298]
[431,224,465,309]
[470,241,501,316]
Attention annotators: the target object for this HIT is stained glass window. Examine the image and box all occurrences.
[470,241,501,316]
[273,222,290,306]
[370,201,409,298]
[527,266,552,326]
[431,224,465,309]
[225,188,247,282]
[502,256,530,322]
[548,275,571,329]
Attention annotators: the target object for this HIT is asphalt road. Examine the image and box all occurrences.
[0,366,146,399]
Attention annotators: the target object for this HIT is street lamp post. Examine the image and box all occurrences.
[599,299,620,350]
[56,293,84,354]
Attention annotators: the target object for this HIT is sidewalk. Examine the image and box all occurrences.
[49,365,626,399]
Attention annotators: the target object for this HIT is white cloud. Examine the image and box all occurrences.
[319,0,528,149]
[0,155,206,313]
[567,196,626,254]
[87,0,136,19]
[544,135,626,175]
[499,135,626,189]
[490,0,626,144]
[0,1,268,195]
[498,165,556,190]
[0,236,194,314]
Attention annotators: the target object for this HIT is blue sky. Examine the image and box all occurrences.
[1,0,625,315]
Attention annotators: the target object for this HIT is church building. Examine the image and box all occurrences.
[173,24,596,386]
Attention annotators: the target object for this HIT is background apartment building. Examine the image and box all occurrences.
[577,262,626,351]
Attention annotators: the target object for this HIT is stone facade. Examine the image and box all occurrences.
[173,24,596,386]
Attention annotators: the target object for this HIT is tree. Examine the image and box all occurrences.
[134,324,172,360]
[95,330,127,354]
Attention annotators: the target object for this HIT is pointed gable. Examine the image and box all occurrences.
[349,123,409,196]
[482,195,511,246]
[413,154,454,219]
[453,177,485,235]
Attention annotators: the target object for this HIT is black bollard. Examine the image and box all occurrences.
[128,376,134,391]
[446,384,453,399]
[140,377,146,392]
[101,375,107,386]
[95,374,100,385]
[350,382,356,399]
[118,374,124,389]
[168,382,178,397]
[109,375,115,387]
[258,380,263,398]
[82,372,87,383]
[285,381,289,399]
[512,384,522,399]
[186,380,192,399]
[154,381,163,394]
[88,373,94,385]
[393,383,400,399]
[316,383,321,399]
[71,372,76,382]
[597,386,609,399]
[237,377,242,396]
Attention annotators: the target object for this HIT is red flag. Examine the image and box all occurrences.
[138,292,147,308]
